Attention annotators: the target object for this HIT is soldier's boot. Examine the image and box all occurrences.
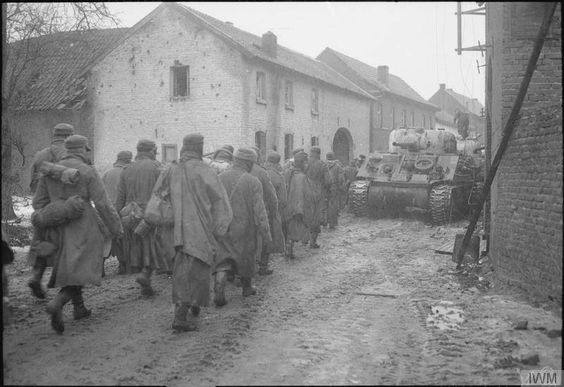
[241,277,257,297]
[213,271,228,307]
[136,268,155,296]
[28,257,47,299]
[71,287,91,320]
[45,287,73,334]
[310,232,320,249]
[172,303,197,332]
[258,251,273,275]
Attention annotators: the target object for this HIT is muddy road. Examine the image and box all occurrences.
[3,213,561,385]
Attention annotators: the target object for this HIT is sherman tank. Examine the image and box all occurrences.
[349,128,484,225]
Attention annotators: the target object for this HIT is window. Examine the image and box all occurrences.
[255,131,266,160]
[392,107,396,129]
[170,62,189,98]
[256,71,266,103]
[311,88,319,115]
[411,111,415,127]
[423,114,427,128]
[285,80,294,109]
[376,103,383,128]
[401,110,406,128]
[284,133,294,160]
[311,136,319,147]
[162,144,178,163]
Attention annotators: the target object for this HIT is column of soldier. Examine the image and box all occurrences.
[24,123,362,334]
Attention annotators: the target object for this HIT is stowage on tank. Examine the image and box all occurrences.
[349,128,484,225]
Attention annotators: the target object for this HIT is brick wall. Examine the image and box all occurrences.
[488,2,562,303]
[89,6,247,173]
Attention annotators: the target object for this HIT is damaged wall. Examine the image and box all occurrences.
[487,2,562,303]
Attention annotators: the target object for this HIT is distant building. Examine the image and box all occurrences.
[428,83,485,144]
[8,3,375,190]
[317,47,440,152]
[486,2,562,303]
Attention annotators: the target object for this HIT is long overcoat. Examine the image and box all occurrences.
[326,160,345,226]
[101,161,129,262]
[283,167,310,242]
[217,166,270,277]
[250,163,279,253]
[32,153,122,288]
[305,158,331,232]
[115,153,165,271]
[265,162,287,253]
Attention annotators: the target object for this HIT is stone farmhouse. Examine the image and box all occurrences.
[317,48,440,152]
[428,83,485,144]
[485,2,562,303]
[8,2,379,188]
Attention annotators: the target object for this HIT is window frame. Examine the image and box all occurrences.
[311,87,319,115]
[170,63,190,100]
[256,71,266,104]
[284,133,294,161]
[161,143,178,164]
[284,80,294,110]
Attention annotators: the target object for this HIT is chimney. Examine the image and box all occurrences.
[377,65,389,85]
[440,83,446,90]
[262,31,277,58]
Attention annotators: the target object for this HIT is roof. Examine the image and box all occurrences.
[318,47,439,110]
[444,88,484,116]
[7,28,129,111]
[172,3,374,100]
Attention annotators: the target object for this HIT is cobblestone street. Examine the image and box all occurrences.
[3,213,561,385]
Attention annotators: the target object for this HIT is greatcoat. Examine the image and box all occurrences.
[102,161,129,263]
[326,160,346,227]
[250,163,279,254]
[217,165,270,278]
[305,158,331,233]
[265,161,287,253]
[32,153,122,288]
[284,166,310,242]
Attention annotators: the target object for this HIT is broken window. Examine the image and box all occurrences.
[171,63,189,98]
[311,88,319,115]
[256,71,266,102]
[162,144,178,163]
[285,80,294,109]
[284,133,294,161]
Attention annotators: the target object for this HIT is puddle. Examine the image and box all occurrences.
[426,301,464,330]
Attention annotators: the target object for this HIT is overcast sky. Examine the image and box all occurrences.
[107,2,486,106]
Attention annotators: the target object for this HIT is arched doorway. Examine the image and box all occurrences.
[332,127,353,165]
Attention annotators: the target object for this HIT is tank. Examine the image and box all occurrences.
[349,128,484,225]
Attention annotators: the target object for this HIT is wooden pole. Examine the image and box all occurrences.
[455,3,558,268]
[456,2,462,55]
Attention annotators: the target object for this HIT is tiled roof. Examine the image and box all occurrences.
[445,88,484,116]
[318,47,439,110]
[174,4,374,100]
[7,28,129,111]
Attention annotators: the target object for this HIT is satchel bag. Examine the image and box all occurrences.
[144,192,174,227]
[31,195,85,229]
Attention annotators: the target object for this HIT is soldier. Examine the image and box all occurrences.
[261,150,287,274]
[115,140,163,296]
[209,145,234,175]
[215,148,271,305]
[151,134,232,331]
[325,152,345,229]
[27,123,74,299]
[33,135,122,333]
[305,146,331,248]
[283,151,310,258]
[101,150,133,275]
[282,147,305,173]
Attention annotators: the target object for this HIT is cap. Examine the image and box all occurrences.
[64,135,91,151]
[53,123,74,137]
[326,151,335,160]
[117,150,133,162]
[222,145,234,154]
[136,139,156,152]
[266,150,281,163]
[292,147,304,156]
[182,133,204,147]
[234,147,258,162]
[310,146,321,154]
[294,151,308,162]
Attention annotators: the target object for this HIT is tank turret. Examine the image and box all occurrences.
[388,128,457,154]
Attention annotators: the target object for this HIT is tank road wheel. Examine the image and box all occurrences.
[349,180,370,217]
[429,184,454,226]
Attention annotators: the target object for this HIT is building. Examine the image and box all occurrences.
[9,2,375,189]
[486,2,562,303]
[317,48,440,152]
[428,83,485,144]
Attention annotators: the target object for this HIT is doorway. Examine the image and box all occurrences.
[332,127,353,165]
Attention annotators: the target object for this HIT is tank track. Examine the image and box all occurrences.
[349,180,370,217]
[429,184,453,226]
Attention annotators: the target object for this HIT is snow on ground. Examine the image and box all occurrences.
[11,195,34,228]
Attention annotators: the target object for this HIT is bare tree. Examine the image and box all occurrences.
[2,3,120,219]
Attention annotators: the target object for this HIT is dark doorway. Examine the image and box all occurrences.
[332,127,353,165]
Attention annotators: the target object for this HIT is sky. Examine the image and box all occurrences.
[106,2,486,106]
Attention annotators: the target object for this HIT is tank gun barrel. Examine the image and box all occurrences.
[391,140,418,149]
